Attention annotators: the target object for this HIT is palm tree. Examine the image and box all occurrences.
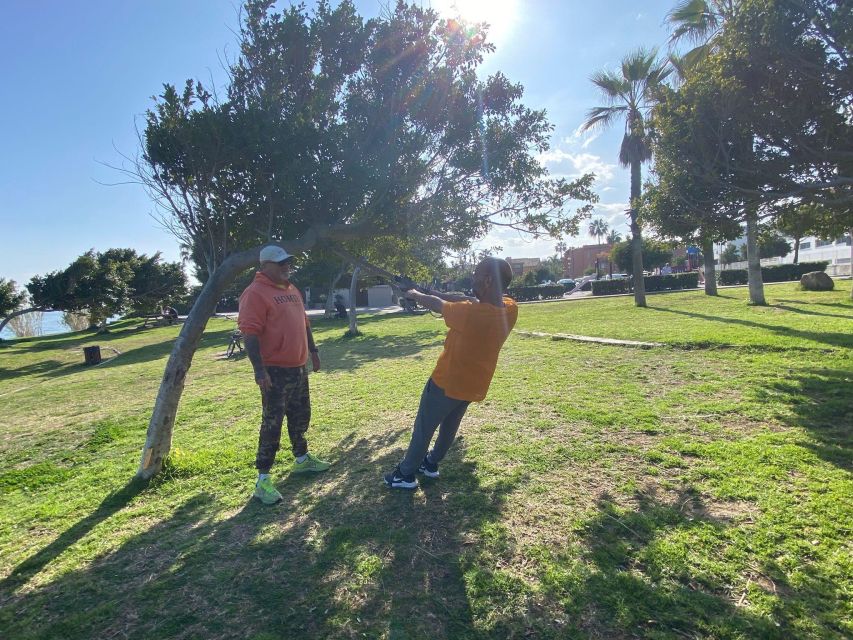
[666,0,737,67]
[588,219,609,246]
[582,48,671,307]
[606,229,622,244]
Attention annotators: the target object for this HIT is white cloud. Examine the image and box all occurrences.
[538,150,616,182]
[563,125,600,149]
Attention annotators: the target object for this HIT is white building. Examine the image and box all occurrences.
[714,233,851,277]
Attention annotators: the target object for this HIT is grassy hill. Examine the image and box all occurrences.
[1,282,851,639]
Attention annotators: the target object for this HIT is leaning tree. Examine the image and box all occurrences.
[129,0,597,479]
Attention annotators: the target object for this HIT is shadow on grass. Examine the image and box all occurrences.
[0,477,149,595]
[538,490,798,638]
[0,327,241,382]
[0,431,525,639]
[771,304,853,320]
[758,367,852,473]
[647,306,853,349]
[318,328,444,373]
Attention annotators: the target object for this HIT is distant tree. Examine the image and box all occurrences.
[535,266,555,282]
[522,271,538,286]
[0,279,27,319]
[758,230,791,259]
[588,218,609,245]
[0,250,186,336]
[605,229,622,244]
[721,243,741,266]
[582,48,671,307]
[610,239,672,274]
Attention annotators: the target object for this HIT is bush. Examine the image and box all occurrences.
[507,284,565,302]
[591,273,699,296]
[591,279,630,296]
[718,261,828,286]
[644,272,699,292]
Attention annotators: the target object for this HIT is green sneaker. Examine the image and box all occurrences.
[253,477,283,504]
[292,452,331,473]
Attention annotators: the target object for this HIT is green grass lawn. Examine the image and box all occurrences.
[1,282,851,639]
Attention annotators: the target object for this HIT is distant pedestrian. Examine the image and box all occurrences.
[384,257,517,490]
[239,245,330,505]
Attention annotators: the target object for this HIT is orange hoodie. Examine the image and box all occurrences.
[238,272,309,368]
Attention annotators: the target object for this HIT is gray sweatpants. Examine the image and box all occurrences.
[399,378,470,476]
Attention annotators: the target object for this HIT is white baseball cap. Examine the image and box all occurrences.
[259,245,293,264]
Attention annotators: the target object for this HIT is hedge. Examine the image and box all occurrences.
[591,272,699,296]
[718,261,828,286]
[507,284,565,302]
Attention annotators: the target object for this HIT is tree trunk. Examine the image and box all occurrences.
[849,227,852,302]
[745,208,766,305]
[793,236,800,264]
[136,247,259,479]
[0,306,45,336]
[701,236,718,296]
[347,266,361,335]
[629,160,646,307]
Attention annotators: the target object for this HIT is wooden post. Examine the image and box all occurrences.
[83,345,102,365]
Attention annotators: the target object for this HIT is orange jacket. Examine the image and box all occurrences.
[238,272,309,368]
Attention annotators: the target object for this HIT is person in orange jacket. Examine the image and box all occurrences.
[239,245,331,504]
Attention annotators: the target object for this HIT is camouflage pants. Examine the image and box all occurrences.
[256,365,311,471]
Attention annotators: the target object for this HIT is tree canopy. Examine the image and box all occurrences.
[25,250,186,326]
[0,279,27,318]
[136,0,597,279]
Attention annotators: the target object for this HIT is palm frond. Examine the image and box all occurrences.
[589,70,630,102]
[581,105,627,132]
[666,0,721,45]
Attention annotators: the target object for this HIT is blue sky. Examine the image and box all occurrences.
[0,0,676,286]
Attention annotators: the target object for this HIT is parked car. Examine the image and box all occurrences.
[557,278,577,290]
[609,273,629,280]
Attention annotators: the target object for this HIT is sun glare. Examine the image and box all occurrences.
[433,0,518,45]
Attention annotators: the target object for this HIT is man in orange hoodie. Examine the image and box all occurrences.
[384,257,517,490]
[239,245,330,504]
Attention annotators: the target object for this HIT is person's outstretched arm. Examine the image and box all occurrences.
[405,289,447,314]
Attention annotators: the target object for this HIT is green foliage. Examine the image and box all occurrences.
[591,273,699,296]
[658,0,851,213]
[718,261,828,285]
[609,239,672,274]
[26,249,186,325]
[0,278,27,317]
[141,0,598,278]
[522,271,537,286]
[757,230,791,259]
[720,243,742,265]
[506,284,564,302]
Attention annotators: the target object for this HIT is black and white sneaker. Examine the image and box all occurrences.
[384,465,418,490]
[418,455,439,478]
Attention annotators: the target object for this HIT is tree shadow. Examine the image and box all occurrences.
[0,327,238,382]
[774,298,853,310]
[0,431,525,639]
[646,306,853,349]
[771,304,853,320]
[756,367,852,473]
[0,477,149,595]
[540,490,801,638]
[318,328,444,373]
